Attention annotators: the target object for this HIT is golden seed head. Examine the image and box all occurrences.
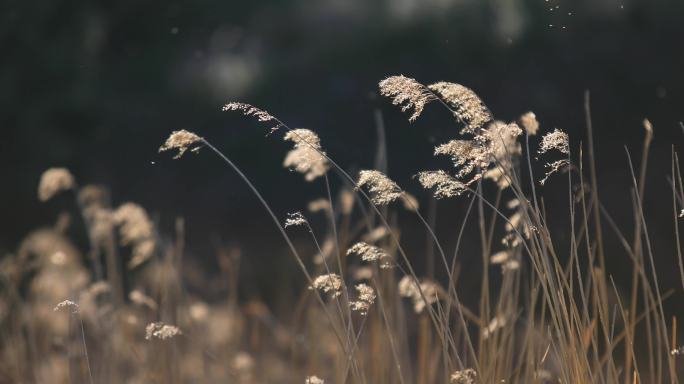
[38,168,75,202]
[159,130,202,159]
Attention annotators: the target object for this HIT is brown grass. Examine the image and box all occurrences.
[0,75,682,383]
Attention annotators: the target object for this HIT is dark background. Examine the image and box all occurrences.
[2,0,683,302]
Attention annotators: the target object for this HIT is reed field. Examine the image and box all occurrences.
[1,73,683,383]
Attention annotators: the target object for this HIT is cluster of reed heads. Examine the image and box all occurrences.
[2,75,684,383]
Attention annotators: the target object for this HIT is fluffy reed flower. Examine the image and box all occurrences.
[428,82,493,134]
[222,102,276,123]
[490,250,510,264]
[232,352,255,379]
[129,289,158,310]
[159,130,202,159]
[401,192,420,211]
[340,189,355,215]
[113,203,152,244]
[432,121,522,190]
[539,128,570,155]
[480,121,522,189]
[309,274,343,298]
[284,212,307,228]
[113,203,156,268]
[189,302,210,322]
[482,166,509,189]
[482,121,522,159]
[145,322,182,340]
[417,170,466,198]
[77,184,108,208]
[671,346,684,356]
[502,259,520,272]
[305,376,325,384]
[352,266,373,281]
[349,283,376,315]
[379,75,436,122]
[80,282,110,301]
[519,111,539,136]
[398,276,441,313]
[482,315,507,339]
[38,168,75,201]
[361,226,389,243]
[434,140,486,179]
[283,129,330,181]
[313,237,335,265]
[347,242,393,269]
[356,170,402,205]
[507,198,521,209]
[129,238,155,269]
[307,198,331,213]
[450,368,477,384]
[53,299,79,313]
[540,159,570,186]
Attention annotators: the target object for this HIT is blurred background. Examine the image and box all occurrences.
[2,0,683,305]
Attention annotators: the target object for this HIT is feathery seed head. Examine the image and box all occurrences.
[434,140,487,179]
[518,111,539,136]
[283,129,330,181]
[398,276,441,314]
[519,111,539,136]
[222,102,281,133]
[428,81,493,134]
[113,203,156,268]
[113,203,154,245]
[450,369,477,384]
[305,376,325,384]
[307,198,331,213]
[38,168,75,202]
[361,226,390,243]
[347,242,393,268]
[53,299,79,313]
[417,170,466,198]
[400,192,420,211]
[129,238,155,269]
[490,250,510,264]
[356,170,402,205]
[482,315,507,339]
[540,159,571,186]
[539,128,570,155]
[222,102,275,122]
[309,274,343,298]
[159,130,202,159]
[379,75,435,122]
[129,290,158,310]
[145,322,182,340]
[284,212,307,228]
[349,283,376,315]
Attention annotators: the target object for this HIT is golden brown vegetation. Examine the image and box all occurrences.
[1,75,683,383]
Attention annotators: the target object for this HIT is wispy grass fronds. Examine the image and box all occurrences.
[38,168,75,201]
[356,170,402,205]
[309,273,343,298]
[416,170,465,198]
[346,242,393,268]
[379,75,436,122]
[427,81,493,134]
[283,129,330,181]
[159,129,202,159]
[538,128,569,155]
[349,283,376,315]
[145,322,182,340]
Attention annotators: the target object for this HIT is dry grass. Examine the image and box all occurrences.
[1,75,683,383]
